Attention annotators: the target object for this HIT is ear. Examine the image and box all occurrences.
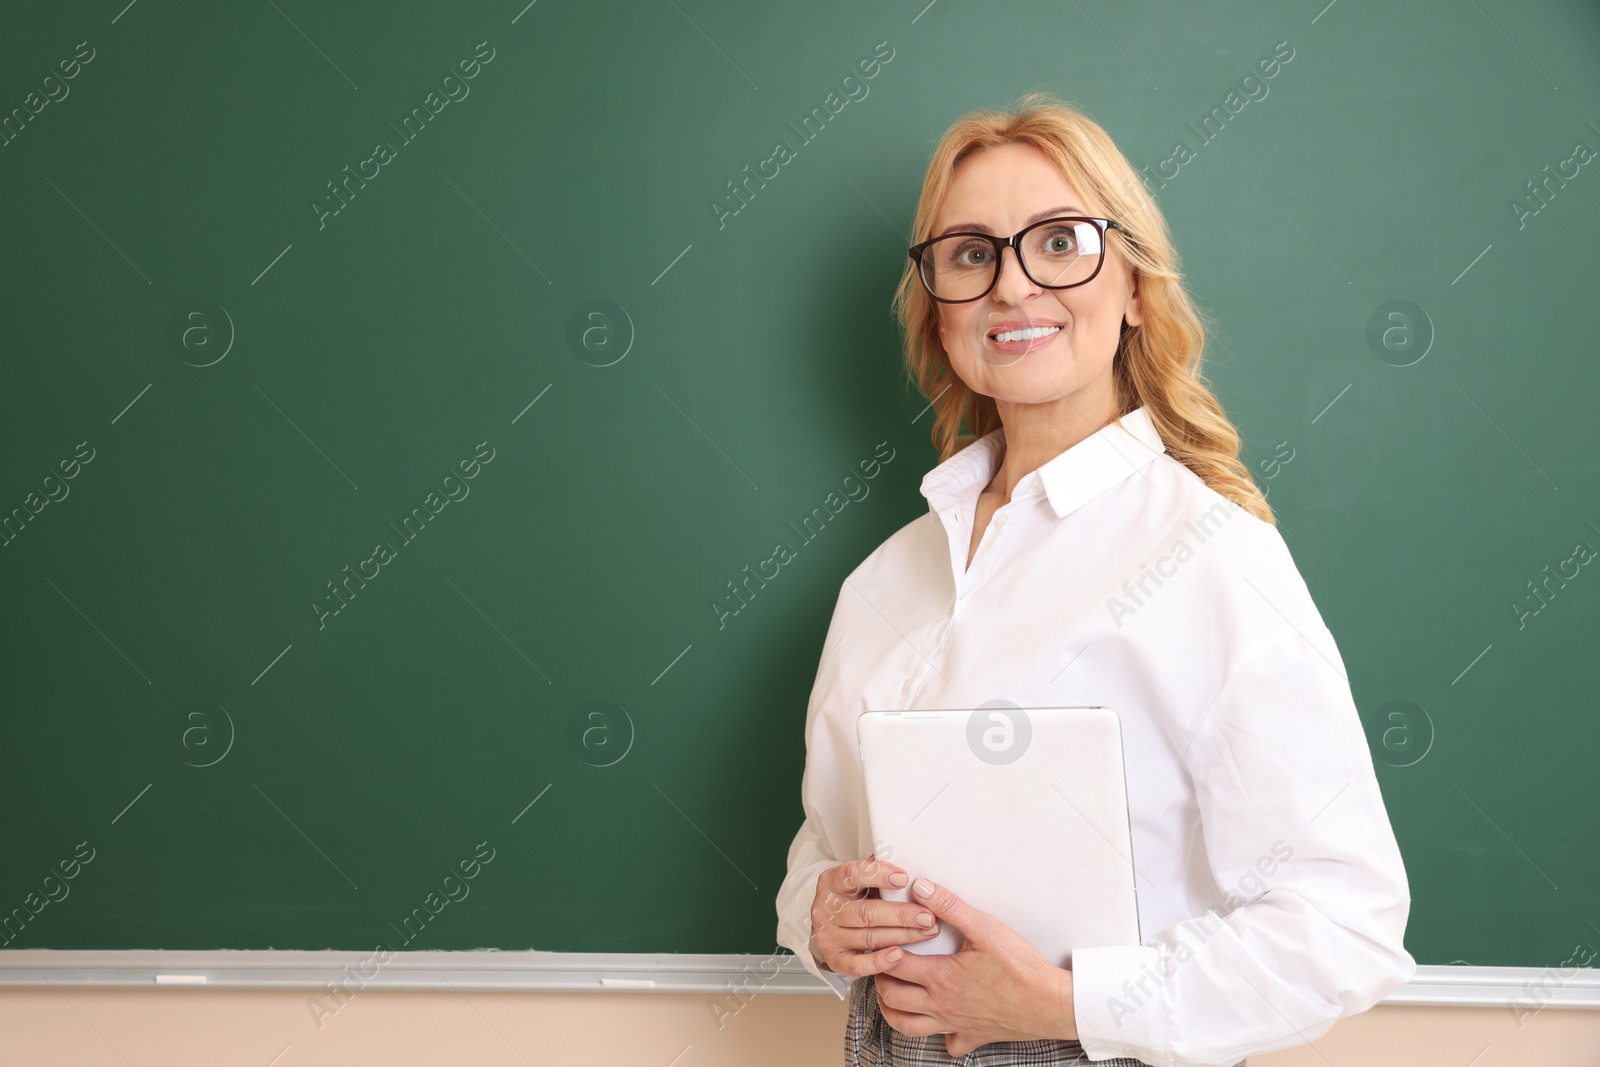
[1123,279,1144,329]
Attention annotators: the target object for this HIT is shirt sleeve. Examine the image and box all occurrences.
[774,585,856,1000]
[1069,625,1417,1066]
[775,812,853,999]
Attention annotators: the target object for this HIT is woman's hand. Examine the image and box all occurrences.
[876,877,1076,1058]
[811,854,941,976]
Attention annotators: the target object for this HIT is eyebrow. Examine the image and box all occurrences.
[935,205,1085,238]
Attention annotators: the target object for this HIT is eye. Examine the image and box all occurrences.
[1041,227,1078,253]
[949,240,991,268]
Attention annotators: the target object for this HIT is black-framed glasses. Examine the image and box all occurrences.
[908,216,1122,304]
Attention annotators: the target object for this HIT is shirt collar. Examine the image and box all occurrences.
[919,406,1168,521]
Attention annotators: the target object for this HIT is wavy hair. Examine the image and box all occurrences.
[891,91,1273,524]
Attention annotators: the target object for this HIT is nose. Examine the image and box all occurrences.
[991,242,1042,305]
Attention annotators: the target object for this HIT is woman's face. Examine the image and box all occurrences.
[930,142,1142,411]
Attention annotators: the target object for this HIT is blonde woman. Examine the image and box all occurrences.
[775,92,1414,1066]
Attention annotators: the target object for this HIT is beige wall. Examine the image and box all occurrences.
[1,990,1597,1066]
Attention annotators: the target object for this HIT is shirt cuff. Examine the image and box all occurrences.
[778,899,853,1000]
[818,967,851,999]
[808,932,852,999]
[1071,943,1168,1064]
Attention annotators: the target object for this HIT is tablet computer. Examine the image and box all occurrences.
[856,705,1142,968]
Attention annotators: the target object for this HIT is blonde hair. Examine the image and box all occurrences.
[891,91,1274,524]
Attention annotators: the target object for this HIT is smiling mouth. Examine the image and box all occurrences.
[987,324,1062,343]
[984,322,1063,356]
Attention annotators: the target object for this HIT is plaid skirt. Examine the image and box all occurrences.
[844,973,1246,1067]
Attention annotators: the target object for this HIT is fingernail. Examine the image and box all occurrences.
[885,948,902,964]
[917,912,935,926]
[913,878,933,897]
[889,872,908,887]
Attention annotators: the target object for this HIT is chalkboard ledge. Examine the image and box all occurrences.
[0,950,835,994]
[0,953,1597,1005]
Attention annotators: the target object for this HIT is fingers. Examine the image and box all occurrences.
[837,920,939,951]
[876,1001,943,1037]
[823,854,909,896]
[825,940,908,978]
[906,877,982,935]
[835,895,936,932]
[812,892,937,947]
[811,857,924,931]
[811,857,945,976]
[811,901,939,964]
[876,974,950,1038]
[873,971,937,1023]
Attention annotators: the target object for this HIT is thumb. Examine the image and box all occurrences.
[910,877,988,938]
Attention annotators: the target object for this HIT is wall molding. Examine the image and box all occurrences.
[0,952,1597,1007]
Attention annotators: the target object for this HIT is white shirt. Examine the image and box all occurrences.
[774,406,1415,1067]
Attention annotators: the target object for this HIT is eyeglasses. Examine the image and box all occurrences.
[908,216,1122,304]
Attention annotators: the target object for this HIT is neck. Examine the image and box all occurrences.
[986,382,1120,501]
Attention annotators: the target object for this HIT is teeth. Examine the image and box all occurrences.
[993,325,1061,343]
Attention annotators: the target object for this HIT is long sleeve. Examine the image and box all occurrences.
[1069,626,1417,1066]
[775,812,853,998]
[774,584,857,1000]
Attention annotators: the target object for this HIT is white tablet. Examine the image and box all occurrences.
[856,705,1142,968]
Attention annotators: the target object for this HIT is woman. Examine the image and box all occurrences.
[774,92,1415,1067]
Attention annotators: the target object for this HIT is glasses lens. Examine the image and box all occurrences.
[919,234,999,302]
[1020,220,1103,288]
[918,220,1106,301]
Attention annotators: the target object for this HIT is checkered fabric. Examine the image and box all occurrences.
[845,973,1246,1067]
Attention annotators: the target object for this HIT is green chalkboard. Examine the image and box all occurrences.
[2,0,1597,973]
